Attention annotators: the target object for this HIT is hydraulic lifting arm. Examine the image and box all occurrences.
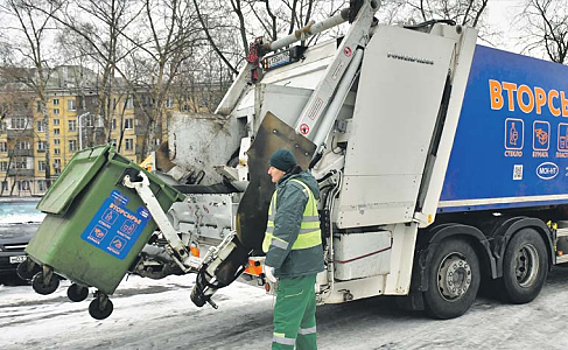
[190,0,380,308]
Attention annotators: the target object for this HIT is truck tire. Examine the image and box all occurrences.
[424,238,480,319]
[500,228,548,304]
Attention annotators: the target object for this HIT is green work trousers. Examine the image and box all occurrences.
[272,274,318,350]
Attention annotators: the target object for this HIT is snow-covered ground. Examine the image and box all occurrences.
[3,268,568,350]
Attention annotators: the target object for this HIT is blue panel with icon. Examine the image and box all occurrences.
[81,190,151,260]
[440,45,568,212]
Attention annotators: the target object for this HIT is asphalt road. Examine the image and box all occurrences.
[3,268,568,350]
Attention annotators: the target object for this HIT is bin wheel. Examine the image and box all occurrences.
[67,284,89,302]
[31,272,60,295]
[17,259,37,281]
[89,296,113,320]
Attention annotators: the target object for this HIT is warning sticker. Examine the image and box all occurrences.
[81,191,151,260]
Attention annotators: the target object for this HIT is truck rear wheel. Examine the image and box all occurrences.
[500,228,548,304]
[424,238,480,319]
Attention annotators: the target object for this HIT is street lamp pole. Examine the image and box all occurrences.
[77,112,90,150]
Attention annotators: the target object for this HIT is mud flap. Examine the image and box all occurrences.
[236,111,316,250]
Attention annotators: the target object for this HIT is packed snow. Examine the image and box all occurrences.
[3,267,568,350]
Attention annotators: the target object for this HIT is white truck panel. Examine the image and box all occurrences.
[261,38,336,89]
[419,27,479,227]
[333,230,391,280]
[337,25,455,227]
[336,175,420,227]
[257,84,312,128]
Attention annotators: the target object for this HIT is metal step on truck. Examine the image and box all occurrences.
[22,0,568,320]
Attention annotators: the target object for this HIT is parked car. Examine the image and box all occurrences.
[0,199,44,285]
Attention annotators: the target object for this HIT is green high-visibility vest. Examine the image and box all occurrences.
[262,179,322,253]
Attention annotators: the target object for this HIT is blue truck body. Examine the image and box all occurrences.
[440,45,568,213]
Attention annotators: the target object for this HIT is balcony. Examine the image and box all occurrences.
[7,168,34,177]
[8,149,34,157]
[6,129,34,140]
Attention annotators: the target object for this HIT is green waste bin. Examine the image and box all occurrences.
[26,145,185,295]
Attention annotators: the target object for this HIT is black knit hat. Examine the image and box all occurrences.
[269,149,297,172]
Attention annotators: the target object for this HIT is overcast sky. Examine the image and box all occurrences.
[487,0,527,53]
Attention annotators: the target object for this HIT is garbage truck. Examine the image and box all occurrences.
[21,0,568,320]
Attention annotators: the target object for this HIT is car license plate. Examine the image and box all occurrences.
[9,255,26,264]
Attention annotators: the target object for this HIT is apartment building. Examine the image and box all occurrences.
[0,66,172,197]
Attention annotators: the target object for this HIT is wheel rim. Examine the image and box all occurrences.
[514,243,539,288]
[437,252,472,302]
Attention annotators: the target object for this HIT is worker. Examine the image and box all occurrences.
[262,149,324,350]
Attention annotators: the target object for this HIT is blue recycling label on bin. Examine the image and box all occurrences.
[81,190,150,260]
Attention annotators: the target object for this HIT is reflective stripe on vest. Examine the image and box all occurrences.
[262,179,322,253]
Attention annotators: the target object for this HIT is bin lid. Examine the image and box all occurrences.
[37,146,110,215]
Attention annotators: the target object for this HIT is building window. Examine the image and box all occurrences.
[84,116,93,127]
[38,161,46,171]
[37,120,45,132]
[54,148,61,155]
[1,181,7,191]
[67,99,76,111]
[36,101,41,112]
[54,128,60,135]
[54,108,60,115]
[19,181,29,191]
[124,119,133,130]
[125,98,133,109]
[69,140,77,152]
[0,162,7,172]
[68,120,76,131]
[0,142,6,153]
[10,118,27,129]
[53,98,59,105]
[13,160,27,169]
[37,141,47,152]
[154,138,161,146]
[38,180,46,191]
[111,119,117,130]
[166,98,174,108]
[53,139,60,146]
[16,141,30,149]
[54,159,61,168]
[53,119,60,126]
[125,139,133,151]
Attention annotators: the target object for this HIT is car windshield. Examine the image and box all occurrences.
[0,201,45,224]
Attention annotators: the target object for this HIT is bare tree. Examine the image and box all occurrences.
[518,0,568,64]
[121,0,203,156]
[0,87,36,196]
[194,0,346,75]
[47,0,144,144]
[0,0,63,185]
[389,0,490,27]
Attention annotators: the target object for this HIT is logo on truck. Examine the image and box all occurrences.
[536,162,559,180]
